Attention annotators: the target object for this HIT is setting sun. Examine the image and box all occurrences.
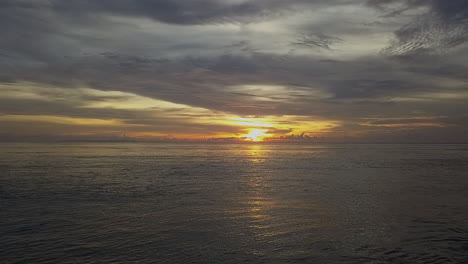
[241,129,270,142]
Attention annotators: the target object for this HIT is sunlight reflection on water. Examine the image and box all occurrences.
[1,143,468,263]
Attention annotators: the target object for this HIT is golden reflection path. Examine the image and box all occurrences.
[227,144,336,257]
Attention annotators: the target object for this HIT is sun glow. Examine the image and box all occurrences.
[241,129,270,142]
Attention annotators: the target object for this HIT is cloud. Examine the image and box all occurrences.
[292,32,343,50]
[367,0,468,56]
[0,0,467,142]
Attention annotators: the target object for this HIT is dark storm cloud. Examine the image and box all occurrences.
[329,79,410,99]
[0,0,353,66]
[4,52,464,121]
[1,0,352,26]
[53,0,280,25]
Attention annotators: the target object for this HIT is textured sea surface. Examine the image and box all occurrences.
[1,143,468,263]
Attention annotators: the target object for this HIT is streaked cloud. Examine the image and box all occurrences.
[0,0,467,142]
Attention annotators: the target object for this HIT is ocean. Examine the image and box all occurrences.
[1,143,467,263]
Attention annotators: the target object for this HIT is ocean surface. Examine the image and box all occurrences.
[1,143,467,264]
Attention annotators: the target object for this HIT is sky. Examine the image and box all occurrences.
[1,0,468,142]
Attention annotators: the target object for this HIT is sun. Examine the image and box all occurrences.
[241,129,270,142]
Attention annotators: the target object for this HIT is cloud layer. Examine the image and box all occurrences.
[1,0,468,142]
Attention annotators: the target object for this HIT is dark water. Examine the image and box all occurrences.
[1,143,467,263]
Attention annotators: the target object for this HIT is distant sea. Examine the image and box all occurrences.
[1,143,467,263]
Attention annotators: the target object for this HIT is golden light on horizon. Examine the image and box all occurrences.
[0,83,342,140]
[230,117,275,128]
[241,129,271,142]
